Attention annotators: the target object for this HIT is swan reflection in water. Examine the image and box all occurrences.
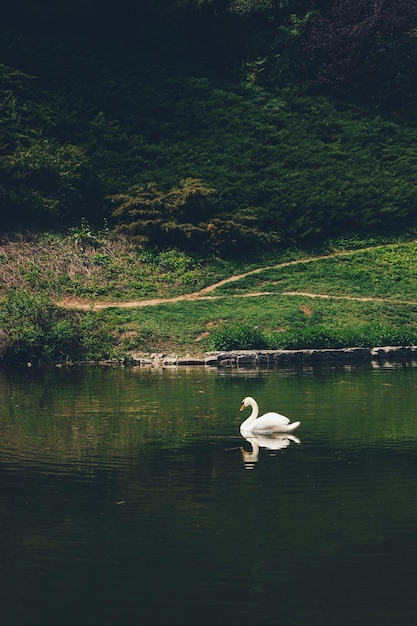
[240,432,300,470]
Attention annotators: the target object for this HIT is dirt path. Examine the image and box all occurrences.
[57,242,416,310]
[282,291,417,305]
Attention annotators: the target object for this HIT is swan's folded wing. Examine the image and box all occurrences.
[257,412,290,427]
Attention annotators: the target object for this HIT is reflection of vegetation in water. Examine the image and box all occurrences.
[1,365,417,464]
[0,367,235,460]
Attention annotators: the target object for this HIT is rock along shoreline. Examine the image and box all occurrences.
[126,346,417,368]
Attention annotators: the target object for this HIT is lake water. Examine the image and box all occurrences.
[1,362,417,626]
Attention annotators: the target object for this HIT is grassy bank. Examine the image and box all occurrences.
[1,231,417,361]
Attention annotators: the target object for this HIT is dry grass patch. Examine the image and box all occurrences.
[0,230,233,301]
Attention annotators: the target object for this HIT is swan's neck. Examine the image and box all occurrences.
[241,399,259,431]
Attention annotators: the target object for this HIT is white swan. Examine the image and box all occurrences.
[240,396,300,435]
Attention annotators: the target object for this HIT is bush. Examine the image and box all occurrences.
[209,324,270,350]
[111,178,215,249]
[271,324,417,349]
[209,321,417,351]
[0,290,115,362]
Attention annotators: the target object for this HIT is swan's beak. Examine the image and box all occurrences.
[240,402,245,411]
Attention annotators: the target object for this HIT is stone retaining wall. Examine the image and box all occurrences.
[129,346,417,367]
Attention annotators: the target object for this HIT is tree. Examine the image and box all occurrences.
[111,179,276,255]
[111,178,216,249]
[301,0,417,104]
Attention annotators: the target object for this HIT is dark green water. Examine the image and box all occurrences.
[1,363,417,626]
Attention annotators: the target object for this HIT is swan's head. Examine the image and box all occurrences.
[240,396,254,411]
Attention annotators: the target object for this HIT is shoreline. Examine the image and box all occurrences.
[6,345,417,368]
[125,345,417,368]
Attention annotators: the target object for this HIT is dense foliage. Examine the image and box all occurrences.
[1,0,417,253]
[302,0,417,104]
[0,290,115,362]
[209,322,417,351]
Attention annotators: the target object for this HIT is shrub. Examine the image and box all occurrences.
[209,321,417,352]
[271,324,417,349]
[0,290,115,362]
[209,324,270,350]
[111,178,215,249]
[76,311,116,360]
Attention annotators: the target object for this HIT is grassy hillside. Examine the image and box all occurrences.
[2,2,417,361]
[1,232,417,360]
[1,24,417,251]
[103,237,417,355]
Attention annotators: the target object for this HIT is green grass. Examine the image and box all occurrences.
[107,294,417,354]
[103,237,417,355]
[2,233,417,359]
[210,241,417,300]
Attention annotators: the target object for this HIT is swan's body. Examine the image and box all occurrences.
[240,396,300,435]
